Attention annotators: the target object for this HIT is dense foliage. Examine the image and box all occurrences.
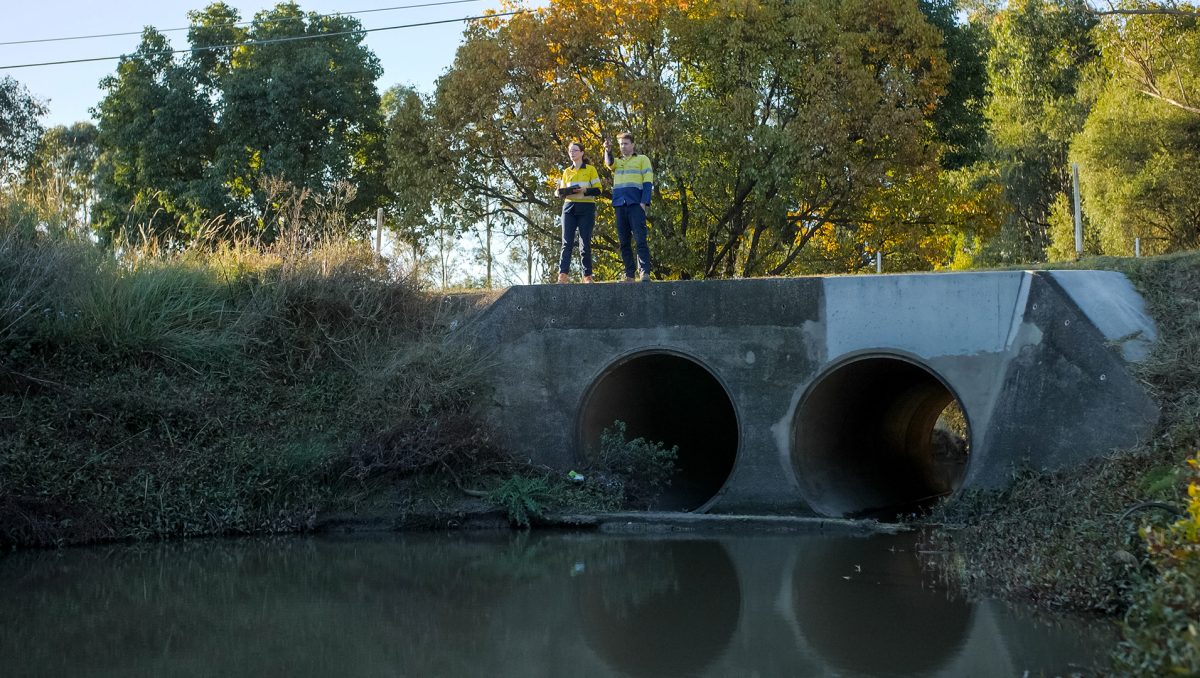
[0,76,47,183]
[90,2,387,246]
[1116,453,1200,675]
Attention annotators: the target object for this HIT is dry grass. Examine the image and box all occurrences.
[0,216,500,547]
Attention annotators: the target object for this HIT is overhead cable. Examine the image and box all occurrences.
[0,10,526,70]
[0,0,490,46]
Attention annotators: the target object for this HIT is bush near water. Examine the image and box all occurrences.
[0,215,683,544]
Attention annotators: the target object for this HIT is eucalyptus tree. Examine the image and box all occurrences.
[977,0,1099,264]
[24,123,100,230]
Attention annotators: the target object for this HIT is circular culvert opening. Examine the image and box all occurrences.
[792,356,971,518]
[579,352,738,511]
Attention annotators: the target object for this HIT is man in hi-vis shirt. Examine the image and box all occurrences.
[604,132,654,282]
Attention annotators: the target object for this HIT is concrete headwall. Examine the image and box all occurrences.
[466,271,1159,517]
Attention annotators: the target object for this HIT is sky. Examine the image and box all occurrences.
[0,0,516,128]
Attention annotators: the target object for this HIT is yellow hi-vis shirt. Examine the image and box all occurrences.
[607,153,653,206]
[558,163,602,203]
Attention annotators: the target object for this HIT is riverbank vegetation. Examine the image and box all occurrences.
[925,251,1200,675]
[0,217,507,547]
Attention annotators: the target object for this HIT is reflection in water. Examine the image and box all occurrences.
[791,537,972,676]
[0,533,1112,677]
[578,540,740,677]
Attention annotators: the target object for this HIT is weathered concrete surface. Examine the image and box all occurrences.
[465,271,1159,517]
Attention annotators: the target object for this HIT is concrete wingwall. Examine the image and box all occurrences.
[465,271,1159,517]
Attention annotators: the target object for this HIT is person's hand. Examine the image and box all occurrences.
[640,203,648,212]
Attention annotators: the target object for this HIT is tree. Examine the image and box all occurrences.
[430,0,957,280]
[91,2,388,246]
[210,2,387,240]
[382,85,440,260]
[977,0,1099,264]
[0,76,47,184]
[92,29,220,245]
[920,0,991,169]
[1068,71,1200,255]
[23,123,99,231]
[1089,0,1200,117]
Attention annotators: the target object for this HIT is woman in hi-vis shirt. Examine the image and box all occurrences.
[555,141,602,283]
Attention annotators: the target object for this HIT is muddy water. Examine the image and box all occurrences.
[0,532,1111,677]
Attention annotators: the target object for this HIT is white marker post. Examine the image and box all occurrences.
[375,207,383,254]
[1072,163,1083,258]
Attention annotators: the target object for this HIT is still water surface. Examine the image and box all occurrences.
[0,532,1111,677]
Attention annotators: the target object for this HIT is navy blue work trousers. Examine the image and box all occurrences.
[558,201,596,276]
[614,203,651,278]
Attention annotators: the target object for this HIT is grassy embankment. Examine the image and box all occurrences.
[925,251,1200,674]
[0,215,643,549]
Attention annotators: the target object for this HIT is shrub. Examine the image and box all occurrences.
[593,420,678,509]
[1115,453,1200,676]
[488,475,553,528]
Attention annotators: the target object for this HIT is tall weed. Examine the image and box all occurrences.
[0,208,495,547]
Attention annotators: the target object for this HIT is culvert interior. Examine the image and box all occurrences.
[579,353,738,511]
[792,357,970,518]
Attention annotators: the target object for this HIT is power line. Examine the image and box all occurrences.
[0,10,526,70]
[0,0,489,47]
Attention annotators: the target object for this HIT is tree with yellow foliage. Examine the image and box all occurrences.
[421,0,997,279]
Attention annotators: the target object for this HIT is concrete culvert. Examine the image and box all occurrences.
[579,352,738,511]
[792,356,970,518]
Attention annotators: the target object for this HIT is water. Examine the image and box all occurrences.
[0,532,1111,677]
